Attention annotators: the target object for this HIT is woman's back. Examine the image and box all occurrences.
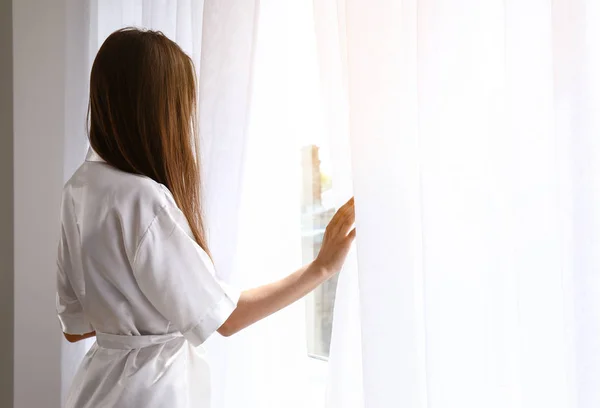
[59,151,171,336]
[57,150,239,408]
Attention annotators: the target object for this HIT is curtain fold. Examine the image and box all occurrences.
[315,0,600,407]
[195,3,259,408]
[311,2,364,408]
[343,1,429,406]
[198,0,259,284]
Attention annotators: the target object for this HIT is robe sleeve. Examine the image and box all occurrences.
[56,229,94,335]
[132,204,240,346]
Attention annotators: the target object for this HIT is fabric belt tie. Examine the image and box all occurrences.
[96,332,184,350]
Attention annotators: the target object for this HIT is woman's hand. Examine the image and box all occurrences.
[217,197,356,337]
[314,197,356,277]
[63,331,96,343]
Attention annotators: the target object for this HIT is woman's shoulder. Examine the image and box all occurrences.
[64,161,178,224]
[109,170,178,216]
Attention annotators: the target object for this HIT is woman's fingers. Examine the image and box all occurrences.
[327,202,346,231]
[316,198,357,275]
[348,228,356,240]
[340,208,355,235]
[336,197,354,215]
[332,197,355,236]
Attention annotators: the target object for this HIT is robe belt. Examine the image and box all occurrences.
[96,331,183,350]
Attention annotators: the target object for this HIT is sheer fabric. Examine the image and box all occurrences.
[314,1,600,407]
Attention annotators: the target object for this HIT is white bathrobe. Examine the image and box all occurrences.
[56,149,239,408]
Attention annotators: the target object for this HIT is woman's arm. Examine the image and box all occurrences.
[63,331,96,343]
[218,198,355,337]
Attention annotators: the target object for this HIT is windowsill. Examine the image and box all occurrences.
[308,353,329,362]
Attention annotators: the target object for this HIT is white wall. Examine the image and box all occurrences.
[12,0,88,407]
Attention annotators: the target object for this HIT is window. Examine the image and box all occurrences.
[241,0,343,405]
[301,145,338,359]
[246,0,341,363]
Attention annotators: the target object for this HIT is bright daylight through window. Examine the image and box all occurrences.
[301,145,337,359]
[241,1,345,404]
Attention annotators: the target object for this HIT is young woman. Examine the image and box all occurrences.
[56,28,355,408]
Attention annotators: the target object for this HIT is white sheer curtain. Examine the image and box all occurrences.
[314,1,600,408]
[64,1,600,407]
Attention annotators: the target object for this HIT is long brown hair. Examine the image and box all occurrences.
[88,28,210,254]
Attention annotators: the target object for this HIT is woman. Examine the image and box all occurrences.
[56,28,355,407]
